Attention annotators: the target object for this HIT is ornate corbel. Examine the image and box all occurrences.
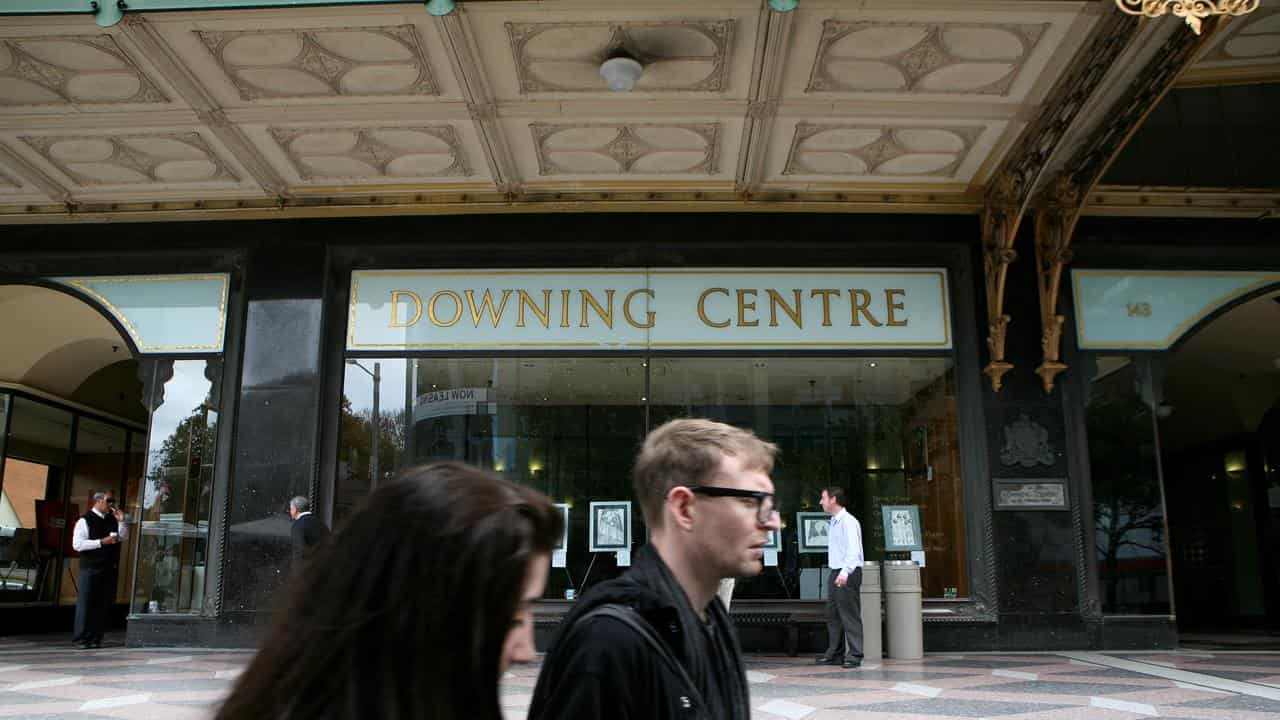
[1032,177,1081,394]
[1026,17,1221,394]
[981,182,1021,393]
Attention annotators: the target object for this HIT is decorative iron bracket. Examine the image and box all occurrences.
[1029,17,1222,393]
[979,13,1139,392]
[1032,181,1080,394]
[981,184,1020,393]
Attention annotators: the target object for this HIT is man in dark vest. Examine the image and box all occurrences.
[72,490,127,649]
[290,496,330,562]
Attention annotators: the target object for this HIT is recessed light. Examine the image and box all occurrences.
[868,362,878,368]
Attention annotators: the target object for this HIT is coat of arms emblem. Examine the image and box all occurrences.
[1000,413,1055,467]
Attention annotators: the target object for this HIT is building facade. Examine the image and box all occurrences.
[0,1,1277,651]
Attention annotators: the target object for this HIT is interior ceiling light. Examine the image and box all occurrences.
[600,49,643,92]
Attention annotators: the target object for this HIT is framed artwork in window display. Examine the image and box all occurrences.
[797,512,830,553]
[881,505,923,551]
[763,528,780,550]
[589,501,631,552]
[553,503,570,551]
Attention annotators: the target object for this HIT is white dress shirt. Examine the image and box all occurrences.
[72,508,129,552]
[826,507,863,577]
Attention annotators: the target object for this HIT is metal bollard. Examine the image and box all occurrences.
[883,560,923,660]
[860,561,882,661]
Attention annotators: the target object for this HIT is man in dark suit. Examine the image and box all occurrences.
[289,496,330,562]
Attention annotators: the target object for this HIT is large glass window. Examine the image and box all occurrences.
[340,355,967,601]
[0,397,72,603]
[131,361,219,614]
[60,418,129,606]
[1086,357,1172,614]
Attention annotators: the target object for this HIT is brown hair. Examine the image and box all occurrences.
[823,486,847,508]
[633,418,778,527]
[214,462,562,720]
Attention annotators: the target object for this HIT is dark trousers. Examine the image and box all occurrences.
[73,566,115,643]
[823,567,863,662]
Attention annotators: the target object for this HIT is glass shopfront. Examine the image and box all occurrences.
[338,268,970,601]
[0,391,143,607]
[130,361,220,615]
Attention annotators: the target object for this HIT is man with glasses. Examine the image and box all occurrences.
[71,490,128,649]
[530,418,781,720]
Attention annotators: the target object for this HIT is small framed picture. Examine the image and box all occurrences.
[797,512,830,554]
[763,528,780,550]
[553,503,570,551]
[589,501,631,552]
[882,505,923,551]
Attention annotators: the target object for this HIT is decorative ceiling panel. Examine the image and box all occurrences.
[784,123,986,177]
[19,131,239,187]
[197,25,438,101]
[267,124,472,181]
[1194,8,1280,67]
[807,21,1048,96]
[507,21,734,94]
[531,122,720,176]
[0,35,167,107]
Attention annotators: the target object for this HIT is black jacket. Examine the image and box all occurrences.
[291,513,330,561]
[528,545,750,720]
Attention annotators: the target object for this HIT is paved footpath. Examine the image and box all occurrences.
[3,635,1280,719]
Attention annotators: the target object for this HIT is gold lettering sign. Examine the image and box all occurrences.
[350,269,949,351]
[698,288,730,328]
[624,289,655,329]
[389,290,422,328]
[1126,302,1152,318]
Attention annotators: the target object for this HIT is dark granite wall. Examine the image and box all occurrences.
[218,238,327,627]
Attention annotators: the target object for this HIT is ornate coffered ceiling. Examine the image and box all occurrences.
[806,21,1048,96]
[508,21,734,94]
[1182,6,1280,86]
[197,26,439,100]
[269,125,472,181]
[0,35,167,107]
[0,1,1184,223]
[21,131,238,186]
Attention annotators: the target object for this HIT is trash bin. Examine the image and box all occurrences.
[883,560,923,660]
[860,561,882,661]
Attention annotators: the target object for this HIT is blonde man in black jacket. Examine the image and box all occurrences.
[530,419,782,720]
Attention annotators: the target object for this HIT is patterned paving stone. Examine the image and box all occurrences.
[4,641,1280,719]
[972,679,1159,696]
[1179,694,1280,712]
[847,698,1074,716]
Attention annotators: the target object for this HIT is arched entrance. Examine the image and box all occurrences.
[0,283,145,631]
[1159,287,1280,636]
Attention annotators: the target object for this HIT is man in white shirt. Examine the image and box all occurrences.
[71,490,128,649]
[816,486,863,669]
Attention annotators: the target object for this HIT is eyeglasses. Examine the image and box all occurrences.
[105,498,116,504]
[686,486,779,524]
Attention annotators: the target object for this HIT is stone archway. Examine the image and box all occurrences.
[0,283,145,626]
[1158,288,1280,635]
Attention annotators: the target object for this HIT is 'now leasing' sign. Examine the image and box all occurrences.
[347,268,951,351]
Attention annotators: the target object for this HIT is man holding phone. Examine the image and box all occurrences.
[71,490,128,649]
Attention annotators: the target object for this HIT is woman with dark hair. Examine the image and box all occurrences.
[214,461,562,720]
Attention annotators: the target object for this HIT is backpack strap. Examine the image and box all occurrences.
[568,604,708,716]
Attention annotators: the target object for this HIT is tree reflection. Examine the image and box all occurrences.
[1088,373,1169,613]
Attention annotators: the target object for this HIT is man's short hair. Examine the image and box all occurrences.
[92,491,108,502]
[823,486,847,508]
[633,418,778,527]
[290,496,310,514]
